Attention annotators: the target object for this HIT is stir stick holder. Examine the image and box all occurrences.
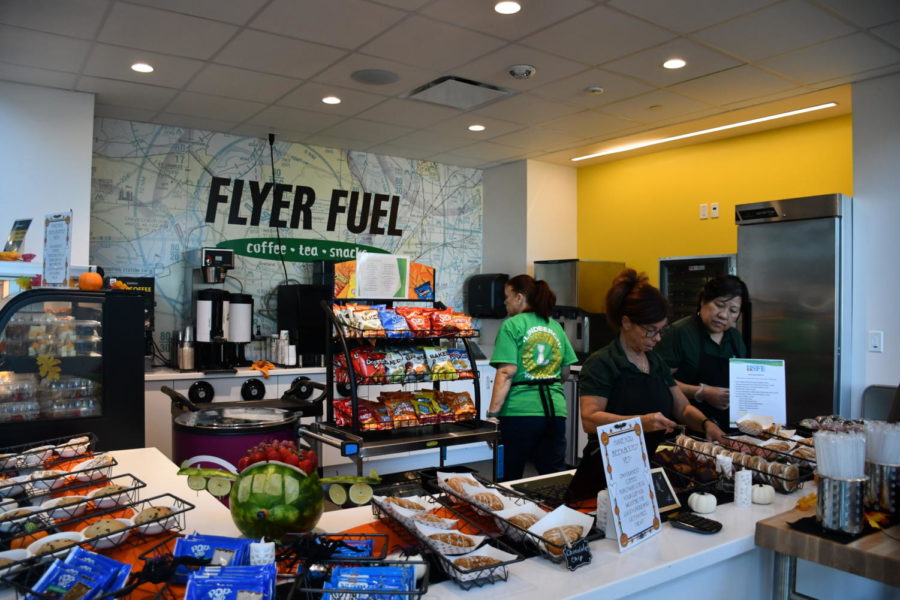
[816,475,867,535]
[865,462,898,514]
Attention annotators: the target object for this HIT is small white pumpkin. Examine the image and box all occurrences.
[751,484,775,505]
[687,492,717,514]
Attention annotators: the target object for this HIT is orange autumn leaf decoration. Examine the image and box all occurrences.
[36,354,61,380]
[865,511,890,530]
[795,492,817,511]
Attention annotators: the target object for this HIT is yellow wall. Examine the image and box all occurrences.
[577,115,853,284]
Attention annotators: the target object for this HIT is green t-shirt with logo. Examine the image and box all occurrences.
[490,312,578,417]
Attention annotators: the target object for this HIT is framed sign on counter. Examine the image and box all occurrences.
[42,211,72,287]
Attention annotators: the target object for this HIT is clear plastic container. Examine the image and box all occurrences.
[38,396,101,419]
[38,377,96,401]
[0,380,36,404]
[0,400,41,422]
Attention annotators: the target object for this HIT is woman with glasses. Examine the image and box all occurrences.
[657,275,749,429]
[565,269,723,501]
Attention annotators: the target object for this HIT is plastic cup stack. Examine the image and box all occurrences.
[864,421,900,465]
[814,430,867,479]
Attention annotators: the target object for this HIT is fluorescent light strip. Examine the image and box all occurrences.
[571,102,837,162]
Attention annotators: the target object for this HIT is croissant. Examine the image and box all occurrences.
[428,532,475,547]
[384,497,425,511]
[445,477,476,496]
[453,555,501,570]
[508,513,541,529]
[542,525,583,555]
[473,492,503,511]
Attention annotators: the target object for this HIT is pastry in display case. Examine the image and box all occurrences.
[0,288,144,449]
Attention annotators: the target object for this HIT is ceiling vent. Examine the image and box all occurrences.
[406,76,512,110]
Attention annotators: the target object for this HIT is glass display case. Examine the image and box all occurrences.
[0,288,144,449]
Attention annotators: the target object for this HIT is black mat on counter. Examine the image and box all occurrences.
[787,515,875,544]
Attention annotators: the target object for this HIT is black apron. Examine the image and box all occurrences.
[565,367,673,503]
[509,378,560,424]
[693,323,732,428]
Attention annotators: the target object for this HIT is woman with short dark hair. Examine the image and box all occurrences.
[487,274,578,481]
[566,269,724,501]
[657,275,749,428]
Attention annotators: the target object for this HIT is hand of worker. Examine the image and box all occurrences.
[702,419,726,444]
[641,412,678,433]
[697,384,730,411]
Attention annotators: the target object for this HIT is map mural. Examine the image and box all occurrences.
[89,119,483,352]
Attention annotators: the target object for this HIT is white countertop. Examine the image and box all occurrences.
[3,449,805,599]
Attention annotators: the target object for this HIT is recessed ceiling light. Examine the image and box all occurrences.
[495,2,521,15]
[585,86,605,95]
[131,62,154,73]
[662,58,686,69]
[468,124,486,132]
[571,102,838,162]
[322,96,341,105]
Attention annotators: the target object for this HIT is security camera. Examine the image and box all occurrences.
[508,64,536,80]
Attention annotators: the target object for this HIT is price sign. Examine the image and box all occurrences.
[598,418,663,552]
[563,538,592,571]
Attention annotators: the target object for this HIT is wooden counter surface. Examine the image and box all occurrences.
[755,507,900,587]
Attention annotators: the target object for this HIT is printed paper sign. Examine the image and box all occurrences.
[42,212,72,286]
[355,252,409,299]
[598,418,662,552]
[729,358,787,425]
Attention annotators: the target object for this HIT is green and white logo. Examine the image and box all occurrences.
[521,326,563,379]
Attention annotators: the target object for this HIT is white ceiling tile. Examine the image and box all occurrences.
[94,103,158,123]
[603,38,742,86]
[247,105,346,133]
[0,0,109,39]
[388,130,474,154]
[487,126,595,152]
[761,32,900,84]
[83,43,204,88]
[472,93,582,125]
[153,112,241,134]
[424,152,486,168]
[251,0,406,49]
[317,118,414,143]
[187,64,300,103]
[608,0,777,34]
[98,2,237,59]
[313,52,440,96]
[355,98,459,127]
[125,0,269,26]
[360,16,506,71]
[166,91,267,121]
[215,30,348,80]
[599,89,713,123]
[453,44,587,91]
[449,141,526,162]
[815,0,900,29]
[809,62,900,88]
[76,76,178,110]
[229,123,308,143]
[300,134,368,152]
[530,68,655,108]
[719,87,810,110]
[693,0,857,61]
[668,66,800,106]
[427,114,525,138]
[0,26,91,72]
[521,6,675,65]
[422,0,593,40]
[371,0,429,10]
[872,21,900,48]
[0,63,77,89]
[539,110,636,137]
[279,82,388,116]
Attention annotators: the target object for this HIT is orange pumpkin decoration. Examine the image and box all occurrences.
[78,272,103,290]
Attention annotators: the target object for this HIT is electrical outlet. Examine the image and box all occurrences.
[868,330,884,353]
[699,203,708,219]
[711,203,719,218]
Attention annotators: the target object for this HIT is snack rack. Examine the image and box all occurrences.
[299,298,501,478]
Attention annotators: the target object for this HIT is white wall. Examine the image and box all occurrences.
[0,82,94,265]
[526,160,578,270]
[850,72,900,415]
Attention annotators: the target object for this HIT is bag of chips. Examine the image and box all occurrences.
[400,347,429,380]
[430,391,456,423]
[377,307,411,339]
[430,308,455,332]
[351,347,386,383]
[334,352,349,383]
[395,306,434,337]
[443,390,477,421]
[449,312,476,337]
[410,393,441,425]
[423,346,457,381]
[446,348,473,378]
[383,395,418,428]
[382,349,408,383]
[360,399,393,430]
[354,306,385,338]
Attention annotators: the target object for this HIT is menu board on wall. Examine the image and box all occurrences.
[598,418,662,552]
[42,211,72,287]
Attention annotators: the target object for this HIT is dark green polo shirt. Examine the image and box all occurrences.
[656,314,747,385]
[579,337,675,399]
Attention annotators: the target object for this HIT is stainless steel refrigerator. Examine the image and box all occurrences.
[735,194,852,424]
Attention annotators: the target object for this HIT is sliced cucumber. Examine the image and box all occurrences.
[186,475,207,491]
[348,482,373,505]
[207,476,232,497]
[328,483,347,506]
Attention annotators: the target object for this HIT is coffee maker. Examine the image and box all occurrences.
[185,248,252,372]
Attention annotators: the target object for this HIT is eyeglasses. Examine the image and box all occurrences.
[639,324,669,339]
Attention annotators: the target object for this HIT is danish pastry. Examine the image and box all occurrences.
[453,555,500,570]
[542,525,583,555]
[473,492,503,511]
[428,532,475,548]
